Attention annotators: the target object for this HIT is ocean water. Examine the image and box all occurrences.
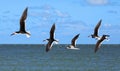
[0,44,120,71]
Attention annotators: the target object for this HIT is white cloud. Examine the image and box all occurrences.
[57,20,89,32]
[29,4,53,10]
[54,10,70,18]
[108,10,117,14]
[104,24,111,27]
[29,5,71,24]
[87,0,108,5]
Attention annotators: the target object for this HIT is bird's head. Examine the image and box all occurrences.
[103,35,110,40]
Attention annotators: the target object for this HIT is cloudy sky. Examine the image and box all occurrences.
[0,0,120,44]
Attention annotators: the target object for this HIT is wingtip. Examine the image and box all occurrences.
[23,7,28,13]
[94,48,98,53]
[46,49,49,52]
[26,7,28,10]
[77,33,80,37]
[99,19,102,24]
[52,23,56,29]
[94,50,97,53]
[53,23,55,26]
[100,19,102,21]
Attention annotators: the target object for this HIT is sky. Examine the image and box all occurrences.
[0,0,120,44]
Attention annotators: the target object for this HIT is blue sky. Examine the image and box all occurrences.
[0,0,120,44]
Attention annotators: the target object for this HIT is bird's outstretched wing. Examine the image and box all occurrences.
[50,24,55,39]
[95,39,102,53]
[71,34,80,47]
[94,19,102,36]
[20,7,28,32]
[46,41,53,52]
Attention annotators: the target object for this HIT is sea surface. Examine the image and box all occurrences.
[0,44,120,71]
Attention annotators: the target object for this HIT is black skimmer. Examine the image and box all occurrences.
[88,19,102,40]
[11,7,30,38]
[44,23,58,52]
[67,34,80,50]
[94,35,110,53]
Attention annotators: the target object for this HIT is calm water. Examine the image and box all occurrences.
[0,44,120,71]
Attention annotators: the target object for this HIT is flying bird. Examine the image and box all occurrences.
[44,24,58,52]
[88,19,102,40]
[67,34,80,50]
[94,35,110,53]
[11,7,30,38]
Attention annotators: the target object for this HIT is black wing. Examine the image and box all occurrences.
[94,19,102,36]
[50,24,55,39]
[46,41,53,52]
[20,7,28,32]
[94,35,105,53]
[71,34,80,47]
[95,39,102,53]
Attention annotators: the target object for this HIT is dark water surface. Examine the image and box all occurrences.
[0,44,120,71]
